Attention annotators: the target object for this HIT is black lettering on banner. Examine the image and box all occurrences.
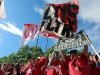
[55,19,61,33]
[62,5,67,23]
[54,5,66,22]
[54,6,60,18]
[43,5,52,20]
[46,18,54,31]
[40,21,45,31]
[67,4,78,17]
[61,24,71,37]
[67,17,76,27]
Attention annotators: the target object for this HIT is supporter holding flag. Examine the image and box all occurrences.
[43,53,68,75]
[59,45,92,75]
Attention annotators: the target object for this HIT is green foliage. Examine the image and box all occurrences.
[44,46,55,57]
[0,45,92,64]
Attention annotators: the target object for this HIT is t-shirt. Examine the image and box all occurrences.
[88,60,96,73]
[93,67,100,75]
[0,69,3,75]
[45,62,68,75]
[26,57,46,75]
[65,54,91,75]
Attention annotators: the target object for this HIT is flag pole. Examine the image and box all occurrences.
[45,37,48,58]
[91,44,100,58]
[46,38,48,50]
[34,33,40,58]
[36,34,39,48]
[48,51,55,66]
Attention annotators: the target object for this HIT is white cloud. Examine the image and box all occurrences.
[44,0,70,4]
[33,6,44,15]
[79,0,100,23]
[86,23,100,42]
[0,22,22,36]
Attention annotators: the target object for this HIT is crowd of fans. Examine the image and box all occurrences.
[0,45,100,75]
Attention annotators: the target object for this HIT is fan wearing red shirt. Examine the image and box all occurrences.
[44,53,68,75]
[93,66,100,75]
[0,69,3,75]
[25,56,46,75]
[88,55,96,74]
[0,64,3,75]
[59,45,91,75]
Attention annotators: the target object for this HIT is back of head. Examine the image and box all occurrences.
[70,49,77,55]
[95,53,100,61]
[28,56,34,60]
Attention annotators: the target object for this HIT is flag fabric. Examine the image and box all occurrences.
[54,30,91,51]
[0,0,6,18]
[39,31,59,39]
[40,0,79,38]
[71,0,79,5]
[20,24,39,47]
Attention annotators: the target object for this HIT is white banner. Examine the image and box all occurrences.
[0,0,6,18]
[54,30,91,51]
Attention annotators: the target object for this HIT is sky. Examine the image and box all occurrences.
[0,0,100,58]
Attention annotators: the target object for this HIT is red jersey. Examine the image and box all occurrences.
[0,69,3,75]
[88,60,96,74]
[93,67,100,75]
[44,62,68,75]
[65,54,91,75]
[13,69,17,75]
[26,57,46,75]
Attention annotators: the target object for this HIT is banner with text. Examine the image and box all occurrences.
[54,30,91,51]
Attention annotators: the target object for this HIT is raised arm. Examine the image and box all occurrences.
[82,45,88,57]
[59,51,67,61]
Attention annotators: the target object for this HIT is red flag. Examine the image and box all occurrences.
[20,24,39,47]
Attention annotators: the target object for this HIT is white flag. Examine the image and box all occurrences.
[20,24,39,47]
[0,0,6,18]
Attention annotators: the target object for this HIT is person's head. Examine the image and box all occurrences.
[70,49,78,59]
[17,60,20,64]
[49,53,58,64]
[2,63,12,72]
[28,56,35,65]
[89,55,93,61]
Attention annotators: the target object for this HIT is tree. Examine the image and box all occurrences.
[17,45,30,62]
[44,46,55,57]
[30,46,44,59]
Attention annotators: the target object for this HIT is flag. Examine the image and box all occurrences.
[54,30,91,51]
[40,1,79,38]
[0,0,6,18]
[39,31,59,39]
[20,24,39,47]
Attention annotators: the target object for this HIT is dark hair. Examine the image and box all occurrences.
[28,56,34,60]
[95,53,100,61]
[70,49,77,55]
